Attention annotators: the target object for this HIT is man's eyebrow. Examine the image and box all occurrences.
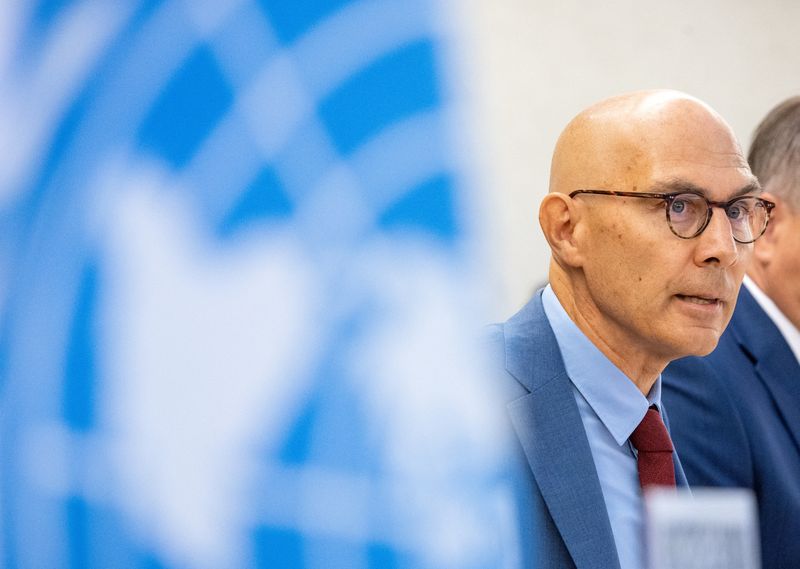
[734,180,763,197]
[650,178,762,198]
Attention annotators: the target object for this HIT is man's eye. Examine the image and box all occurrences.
[727,199,753,220]
[670,199,688,214]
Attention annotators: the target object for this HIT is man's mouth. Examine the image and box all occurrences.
[676,294,721,306]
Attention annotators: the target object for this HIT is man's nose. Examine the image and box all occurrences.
[695,207,742,267]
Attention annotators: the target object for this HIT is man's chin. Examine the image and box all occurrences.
[675,331,722,358]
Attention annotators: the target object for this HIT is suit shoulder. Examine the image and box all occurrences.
[662,355,743,429]
[482,322,532,401]
[482,322,506,365]
[662,355,722,391]
[662,354,754,486]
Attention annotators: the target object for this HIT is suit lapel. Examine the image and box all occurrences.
[504,292,620,569]
[730,287,800,454]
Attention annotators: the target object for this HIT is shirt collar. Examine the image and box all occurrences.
[542,285,660,446]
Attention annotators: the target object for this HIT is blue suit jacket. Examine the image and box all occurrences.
[489,291,687,569]
[662,286,800,569]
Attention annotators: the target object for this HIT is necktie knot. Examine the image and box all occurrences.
[630,406,676,488]
[630,408,674,453]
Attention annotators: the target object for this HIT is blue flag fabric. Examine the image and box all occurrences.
[0,2,521,568]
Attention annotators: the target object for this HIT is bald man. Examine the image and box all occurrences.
[487,90,773,569]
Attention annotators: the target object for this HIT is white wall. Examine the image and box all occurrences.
[453,0,800,320]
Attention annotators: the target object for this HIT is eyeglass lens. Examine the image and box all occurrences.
[667,194,768,242]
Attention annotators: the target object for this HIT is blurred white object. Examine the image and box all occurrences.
[645,487,760,569]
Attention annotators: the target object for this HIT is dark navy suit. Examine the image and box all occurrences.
[488,290,687,568]
[662,285,800,569]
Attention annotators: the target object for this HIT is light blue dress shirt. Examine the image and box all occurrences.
[542,285,662,569]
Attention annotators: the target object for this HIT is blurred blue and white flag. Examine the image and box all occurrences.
[0,1,521,568]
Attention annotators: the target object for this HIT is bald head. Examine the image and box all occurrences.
[549,90,749,196]
[539,90,759,390]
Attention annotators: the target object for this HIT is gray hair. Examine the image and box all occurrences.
[748,96,800,212]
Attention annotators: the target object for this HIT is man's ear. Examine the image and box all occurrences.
[539,193,585,267]
[753,192,781,266]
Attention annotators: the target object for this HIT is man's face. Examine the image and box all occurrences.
[574,133,757,363]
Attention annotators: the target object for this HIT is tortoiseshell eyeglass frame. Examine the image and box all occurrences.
[568,189,775,244]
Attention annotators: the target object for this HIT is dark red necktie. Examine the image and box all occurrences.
[629,406,676,488]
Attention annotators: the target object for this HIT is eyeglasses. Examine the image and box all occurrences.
[569,189,775,244]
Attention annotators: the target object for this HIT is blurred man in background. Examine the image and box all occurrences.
[488,89,771,569]
[663,96,800,569]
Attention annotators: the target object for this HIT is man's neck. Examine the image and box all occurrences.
[549,273,663,396]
